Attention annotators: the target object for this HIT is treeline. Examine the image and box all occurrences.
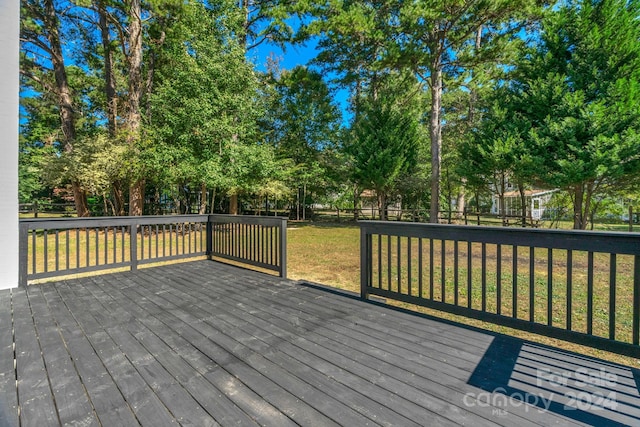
[19,0,640,229]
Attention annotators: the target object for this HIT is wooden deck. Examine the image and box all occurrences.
[1,261,639,426]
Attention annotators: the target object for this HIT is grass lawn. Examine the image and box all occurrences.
[287,222,640,368]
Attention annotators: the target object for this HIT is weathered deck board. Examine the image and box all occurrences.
[0,291,18,427]
[1,260,639,426]
[147,264,563,427]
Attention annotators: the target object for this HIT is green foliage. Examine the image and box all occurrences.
[149,1,270,195]
[505,0,640,228]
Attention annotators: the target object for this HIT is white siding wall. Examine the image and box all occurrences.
[0,0,20,289]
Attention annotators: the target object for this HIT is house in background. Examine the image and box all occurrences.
[491,188,557,220]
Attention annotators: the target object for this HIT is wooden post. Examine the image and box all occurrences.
[360,225,370,299]
[206,217,213,260]
[279,219,287,278]
[130,222,138,271]
[18,223,28,287]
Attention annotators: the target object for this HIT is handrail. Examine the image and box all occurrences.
[359,221,640,357]
[19,214,287,286]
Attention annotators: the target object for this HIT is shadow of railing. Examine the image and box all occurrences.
[467,336,640,425]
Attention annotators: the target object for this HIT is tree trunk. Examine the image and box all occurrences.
[112,180,126,216]
[518,183,527,227]
[353,185,360,221]
[429,63,443,224]
[572,185,586,230]
[199,183,207,214]
[229,194,239,215]
[378,191,387,221]
[98,1,117,137]
[43,0,89,217]
[129,179,145,216]
[127,0,144,216]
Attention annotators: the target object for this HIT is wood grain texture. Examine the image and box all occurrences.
[1,260,638,426]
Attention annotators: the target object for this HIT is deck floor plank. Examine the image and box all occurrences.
[85,272,317,427]
[3,260,639,426]
[139,266,496,427]
[0,290,19,427]
[26,286,99,426]
[132,270,433,427]
[38,285,141,426]
[11,289,59,427]
[154,264,580,426]
[117,271,359,427]
[141,264,574,427]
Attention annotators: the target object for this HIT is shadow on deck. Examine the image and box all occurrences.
[1,260,639,426]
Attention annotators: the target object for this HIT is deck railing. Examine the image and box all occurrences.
[359,221,640,357]
[19,214,287,286]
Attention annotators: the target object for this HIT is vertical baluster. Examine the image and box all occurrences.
[481,243,486,312]
[148,225,152,259]
[95,228,100,266]
[429,239,434,299]
[633,255,639,346]
[496,244,502,315]
[387,234,391,291]
[441,240,446,302]
[155,225,159,259]
[407,237,412,296]
[44,230,48,272]
[188,223,192,254]
[467,241,472,309]
[377,234,382,289]
[113,226,116,264]
[587,251,594,335]
[567,250,572,330]
[85,228,89,267]
[140,225,144,260]
[182,223,186,255]
[609,253,616,340]
[32,230,36,274]
[547,248,553,326]
[76,229,80,269]
[104,227,108,265]
[55,230,59,272]
[169,224,173,256]
[162,225,166,257]
[260,226,266,264]
[418,238,423,299]
[66,229,70,270]
[454,241,459,306]
[121,227,125,263]
[397,236,401,292]
[513,246,518,318]
[529,247,534,322]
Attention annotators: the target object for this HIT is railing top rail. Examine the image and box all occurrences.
[19,214,210,230]
[208,214,288,225]
[358,220,640,255]
[19,214,288,231]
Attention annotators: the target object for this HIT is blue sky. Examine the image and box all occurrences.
[252,38,352,125]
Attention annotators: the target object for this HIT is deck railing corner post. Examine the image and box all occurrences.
[18,222,28,287]
[279,218,287,278]
[206,217,213,260]
[359,223,370,300]
[130,219,138,272]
